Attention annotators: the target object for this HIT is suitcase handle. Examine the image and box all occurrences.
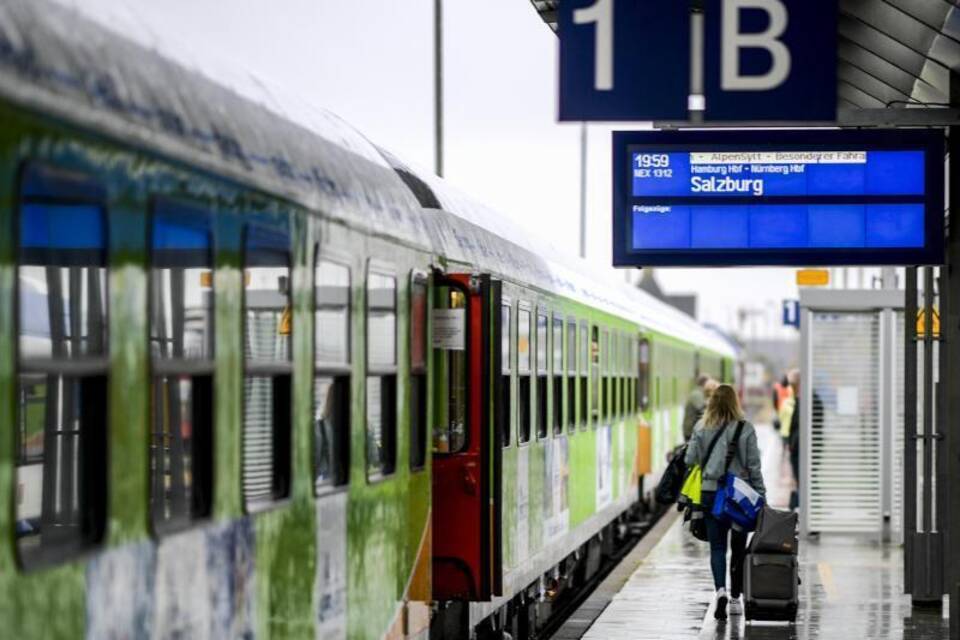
[750,555,795,568]
[749,598,795,609]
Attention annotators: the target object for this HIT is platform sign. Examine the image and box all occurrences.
[612,130,944,267]
[558,0,689,121]
[782,300,799,328]
[559,0,836,122]
[704,0,837,121]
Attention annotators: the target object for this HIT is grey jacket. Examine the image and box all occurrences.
[684,419,765,497]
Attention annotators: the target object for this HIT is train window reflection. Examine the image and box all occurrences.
[366,267,397,477]
[149,201,215,533]
[432,285,468,454]
[16,166,108,568]
[536,312,548,439]
[566,319,576,433]
[552,315,563,435]
[517,307,532,443]
[500,303,512,448]
[409,272,428,471]
[314,258,351,492]
[242,223,292,510]
[315,260,350,366]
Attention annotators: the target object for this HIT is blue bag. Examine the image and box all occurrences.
[712,473,764,531]
[710,421,764,531]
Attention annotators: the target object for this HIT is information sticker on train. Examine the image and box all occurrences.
[432,309,465,350]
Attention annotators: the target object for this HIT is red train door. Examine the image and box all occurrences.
[432,273,503,601]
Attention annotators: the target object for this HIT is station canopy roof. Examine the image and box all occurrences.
[527,0,960,121]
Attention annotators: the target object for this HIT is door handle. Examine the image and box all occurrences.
[462,465,478,496]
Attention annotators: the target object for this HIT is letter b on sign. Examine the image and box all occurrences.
[706,0,836,120]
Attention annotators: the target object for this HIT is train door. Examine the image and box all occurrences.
[431,272,503,601]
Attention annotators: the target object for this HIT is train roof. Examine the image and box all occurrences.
[0,0,735,359]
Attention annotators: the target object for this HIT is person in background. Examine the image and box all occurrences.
[685,384,766,620]
[787,368,822,512]
[771,373,790,432]
[682,374,712,442]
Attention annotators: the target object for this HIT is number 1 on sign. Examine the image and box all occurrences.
[574,0,613,91]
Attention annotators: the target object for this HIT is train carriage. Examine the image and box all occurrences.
[0,1,736,638]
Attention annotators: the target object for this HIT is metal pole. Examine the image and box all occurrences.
[579,123,587,259]
[905,266,917,594]
[923,267,935,536]
[434,0,443,177]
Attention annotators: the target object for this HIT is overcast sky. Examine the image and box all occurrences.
[60,0,894,339]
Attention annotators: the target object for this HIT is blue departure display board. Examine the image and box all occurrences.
[613,131,944,267]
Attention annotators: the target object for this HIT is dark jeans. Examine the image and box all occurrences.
[789,445,800,511]
[702,491,748,596]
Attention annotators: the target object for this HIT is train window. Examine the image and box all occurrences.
[432,284,468,454]
[500,303,513,448]
[536,311,548,439]
[552,314,563,436]
[579,320,589,430]
[149,201,215,534]
[366,268,398,477]
[517,307,531,444]
[618,334,632,418]
[566,319,576,434]
[409,271,428,470]
[600,329,609,422]
[590,326,600,426]
[614,334,621,418]
[242,223,293,511]
[15,165,108,568]
[314,258,352,491]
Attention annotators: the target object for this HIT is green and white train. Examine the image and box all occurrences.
[0,1,737,638]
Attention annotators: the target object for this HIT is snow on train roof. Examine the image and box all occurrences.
[0,0,429,248]
[0,0,733,358]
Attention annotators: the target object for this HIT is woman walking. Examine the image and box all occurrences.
[684,384,766,620]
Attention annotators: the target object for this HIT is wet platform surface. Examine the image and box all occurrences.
[571,425,950,640]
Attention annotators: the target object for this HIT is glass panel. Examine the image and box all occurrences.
[432,287,468,454]
[16,376,74,546]
[314,375,349,489]
[244,225,291,364]
[518,308,531,374]
[567,321,577,374]
[19,203,108,360]
[366,375,397,476]
[518,377,531,443]
[639,339,651,410]
[151,375,211,529]
[591,327,600,421]
[150,203,214,361]
[580,321,589,375]
[601,330,609,374]
[243,375,275,502]
[368,272,397,368]
[410,276,428,372]
[315,260,350,366]
[553,317,563,374]
[537,313,548,373]
[501,304,512,374]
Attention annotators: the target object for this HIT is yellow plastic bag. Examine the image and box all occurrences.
[779,396,796,439]
[680,464,703,506]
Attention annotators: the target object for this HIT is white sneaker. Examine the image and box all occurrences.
[729,597,743,616]
[714,588,728,620]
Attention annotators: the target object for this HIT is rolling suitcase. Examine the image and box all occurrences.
[743,553,799,622]
[748,505,799,555]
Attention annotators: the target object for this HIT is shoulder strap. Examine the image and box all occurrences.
[723,420,746,472]
[701,424,727,467]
